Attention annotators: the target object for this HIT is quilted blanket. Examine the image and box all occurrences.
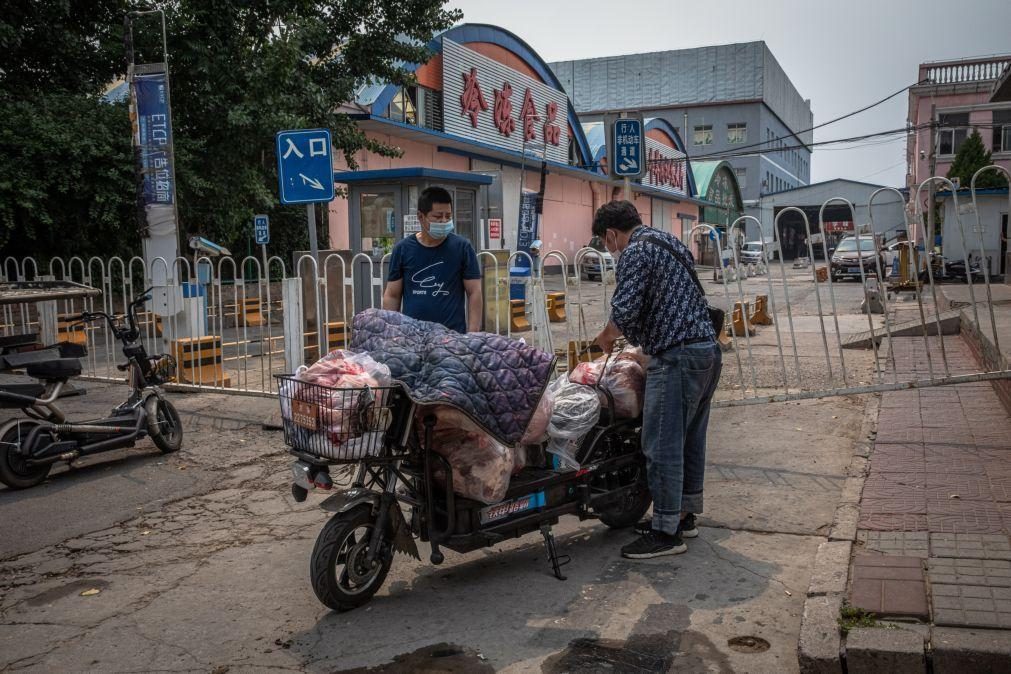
[350,309,555,446]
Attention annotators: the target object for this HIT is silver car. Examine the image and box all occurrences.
[579,237,615,280]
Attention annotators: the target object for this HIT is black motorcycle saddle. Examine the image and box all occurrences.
[26,358,82,381]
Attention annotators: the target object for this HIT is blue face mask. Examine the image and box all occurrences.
[428,219,454,239]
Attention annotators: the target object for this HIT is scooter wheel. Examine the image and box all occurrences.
[310,505,393,612]
[0,421,51,490]
[145,396,183,454]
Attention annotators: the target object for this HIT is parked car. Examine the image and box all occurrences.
[829,236,886,281]
[739,241,767,265]
[579,236,615,280]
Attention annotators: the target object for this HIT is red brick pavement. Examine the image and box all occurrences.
[859,336,1011,536]
[852,336,1011,619]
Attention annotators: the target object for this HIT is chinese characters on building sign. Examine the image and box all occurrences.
[642,137,687,197]
[460,68,488,127]
[493,82,516,136]
[131,72,175,205]
[647,148,686,190]
[442,39,569,164]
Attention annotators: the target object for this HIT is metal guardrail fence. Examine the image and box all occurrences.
[3,169,1010,406]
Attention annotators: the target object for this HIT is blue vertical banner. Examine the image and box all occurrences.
[516,190,539,269]
[132,72,175,205]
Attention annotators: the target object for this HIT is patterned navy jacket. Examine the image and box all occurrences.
[610,227,714,355]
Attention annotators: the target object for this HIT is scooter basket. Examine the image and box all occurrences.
[275,374,401,462]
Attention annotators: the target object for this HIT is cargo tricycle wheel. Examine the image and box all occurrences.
[310,505,393,611]
[595,469,651,529]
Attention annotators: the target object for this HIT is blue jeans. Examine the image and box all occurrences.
[642,341,722,535]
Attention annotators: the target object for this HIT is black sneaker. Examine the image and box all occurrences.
[621,530,687,559]
[634,513,698,538]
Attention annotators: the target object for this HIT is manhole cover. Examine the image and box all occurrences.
[727,636,770,653]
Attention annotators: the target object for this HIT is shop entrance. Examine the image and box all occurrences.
[341,169,493,311]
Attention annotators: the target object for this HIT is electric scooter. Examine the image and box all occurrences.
[0,290,183,489]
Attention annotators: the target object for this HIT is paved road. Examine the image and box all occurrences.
[0,383,279,557]
[0,384,868,672]
[0,271,885,671]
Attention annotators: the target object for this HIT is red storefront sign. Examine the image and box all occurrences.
[443,39,568,162]
[488,218,502,240]
[823,221,854,233]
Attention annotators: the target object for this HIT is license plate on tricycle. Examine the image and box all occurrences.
[479,491,546,524]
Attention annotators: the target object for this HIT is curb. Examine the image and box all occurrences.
[798,394,878,672]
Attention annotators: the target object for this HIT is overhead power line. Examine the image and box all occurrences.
[687,77,930,160]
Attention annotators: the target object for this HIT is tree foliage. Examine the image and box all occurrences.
[946,130,1008,190]
[1,0,461,267]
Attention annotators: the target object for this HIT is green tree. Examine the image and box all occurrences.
[0,0,137,263]
[946,130,1009,190]
[129,0,461,268]
[1,0,461,267]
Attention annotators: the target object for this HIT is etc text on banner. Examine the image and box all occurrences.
[132,72,175,206]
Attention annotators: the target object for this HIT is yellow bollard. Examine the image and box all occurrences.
[171,336,231,386]
[750,294,773,326]
[510,299,531,332]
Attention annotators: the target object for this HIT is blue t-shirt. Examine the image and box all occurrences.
[388,233,481,333]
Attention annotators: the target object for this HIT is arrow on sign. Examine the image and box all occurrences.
[619,157,638,172]
[299,173,325,191]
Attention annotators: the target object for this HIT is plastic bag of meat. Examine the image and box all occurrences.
[615,346,649,368]
[546,435,584,471]
[431,430,513,504]
[569,351,645,419]
[519,377,563,445]
[547,378,600,440]
[319,349,392,386]
[287,351,389,457]
[568,360,603,387]
[598,358,645,419]
[511,445,528,475]
[300,349,391,387]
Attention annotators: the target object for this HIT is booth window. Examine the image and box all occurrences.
[937,112,970,156]
[727,123,747,144]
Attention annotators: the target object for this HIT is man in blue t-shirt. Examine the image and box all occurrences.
[382,186,483,333]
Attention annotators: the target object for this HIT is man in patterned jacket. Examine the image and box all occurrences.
[591,200,723,559]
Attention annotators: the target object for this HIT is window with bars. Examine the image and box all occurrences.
[994,110,1011,153]
[937,112,970,156]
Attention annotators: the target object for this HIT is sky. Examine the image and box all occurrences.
[447,0,1011,188]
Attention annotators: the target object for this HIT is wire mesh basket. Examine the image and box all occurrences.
[275,374,402,462]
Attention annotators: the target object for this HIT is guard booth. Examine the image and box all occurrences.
[335,168,494,313]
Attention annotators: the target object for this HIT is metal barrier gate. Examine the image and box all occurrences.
[2,168,1009,407]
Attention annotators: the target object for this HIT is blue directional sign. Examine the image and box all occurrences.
[275,128,335,204]
[254,214,270,245]
[612,118,644,178]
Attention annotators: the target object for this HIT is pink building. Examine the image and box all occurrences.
[907,54,1011,194]
[325,24,706,267]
